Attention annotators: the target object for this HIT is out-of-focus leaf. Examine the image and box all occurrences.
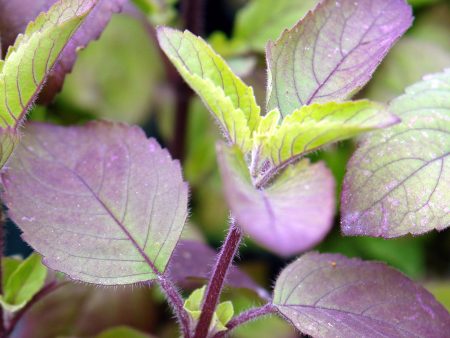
[157,27,260,152]
[59,14,162,124]
[266,0,413,116]
[217,144,335,256]
[0,253,47,312]
[411,4,450,51]
[167,240,269,299]
[426,282,450,311]
[1,257,21,287]
[342,69,450,237]
[258,101,398,166]
[365,37,450,102]
[210,0,318,56]
[10,283,159,338]
[0,0,95,168]
[2,122,188,285]
[407,0,440,7]
[273,252,450,337]
[95,326,153,338]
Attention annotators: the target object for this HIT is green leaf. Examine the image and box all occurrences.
[157,27,260,152]
[0,0,95,168]
[214,301,234,332]
[184,286,206,320]
[230,0,318,53]
[95,326,154,338]
[258,100,398,166]
[0,253,47,312]
[342,69,450,237]
[1,257,21,287]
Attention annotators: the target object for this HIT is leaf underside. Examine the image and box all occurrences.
[341,69,450,237]
[2,122,188,285]
[266,0,413,116]
[273,252,450,338]
[217,144,335,256]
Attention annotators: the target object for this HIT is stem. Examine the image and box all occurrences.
[0,208,4,335]
[158,274,191,338]
[193,223,243,338]
[212,303,277,338]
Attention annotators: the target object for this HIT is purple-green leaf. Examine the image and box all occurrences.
[266,0,413,116]
[217,143,335,256]
[273,252,450,337]
[168,240,270,299]
[0,0,126,103]
[341,69,450,237]
[2,122,188,285]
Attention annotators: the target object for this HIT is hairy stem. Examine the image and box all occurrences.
[212,303,278,338]
[0,208,4,335]
[193,223,243,338]
[158,275,191,338]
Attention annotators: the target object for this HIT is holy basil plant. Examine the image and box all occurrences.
[0,0,449,338]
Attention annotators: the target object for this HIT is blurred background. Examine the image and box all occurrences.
[3,0,450,337]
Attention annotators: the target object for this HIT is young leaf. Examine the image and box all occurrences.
[0,0,127,103]
[266,0,413,116]
[168,240,269,299]
[217,144,335,256]
[341,69,450,237]
[273,252,450,337]
[2,122,188,285]
[0,0,96,167]
[157,27,260,152]
[260,100,398,166]
[0,253,47,312]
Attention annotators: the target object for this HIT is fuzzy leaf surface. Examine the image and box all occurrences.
[217,144,335,256]
[157,27,260,152]
[2,122,188,285]
[260,100,398,166]
[266,0,413,116]
[273,252,450,337]
[341,70,450,237]
[0,0,95,168]
[0,0,126,103]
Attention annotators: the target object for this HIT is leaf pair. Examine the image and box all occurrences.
[157,0,412,256]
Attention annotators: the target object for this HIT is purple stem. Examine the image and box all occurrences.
[158,274,191,338]
[193,223,243,338]
[212,303,278,338]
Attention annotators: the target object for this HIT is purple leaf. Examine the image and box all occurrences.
[341,69,450,237]
[273,252,450,337]
[0,0,126,103]
[266,0,413,116]
[2,121,188,285]
[217,143,335,257]
[167,240,270,299]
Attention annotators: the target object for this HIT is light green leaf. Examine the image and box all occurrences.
[342,69,450,237]
[157,27,260,152]
[259,100,398,166]
[0,253,47,312]
[1,257,21,287]
[184,285,206,320]
[233,0,318,53]
[214,301,234,332]
[95,326,154,338]
[0,0,95,168]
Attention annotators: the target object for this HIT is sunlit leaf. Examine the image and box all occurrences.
[266,0,413,116]
[157,27,260,152]
[273,252,450,337]
[0,253,47,312]
[217,144,335,256]
[2,122,188,285]
[341,69,450,237]
[0,0,96,168]
[259,100,398,166]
